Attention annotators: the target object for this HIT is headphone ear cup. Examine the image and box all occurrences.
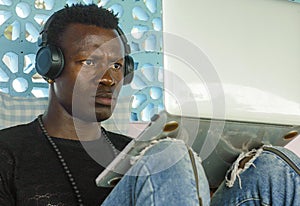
[35,45,64,80]
[123,55,134,85]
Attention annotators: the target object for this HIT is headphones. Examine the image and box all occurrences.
[35,12,134,85]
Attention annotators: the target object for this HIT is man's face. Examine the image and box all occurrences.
[52,23,125,122]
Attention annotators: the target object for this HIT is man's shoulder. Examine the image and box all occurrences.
[0,120,38,143]
[107,130,131,140]
[106,130,132,150]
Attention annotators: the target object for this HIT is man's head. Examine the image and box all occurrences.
[36,4,134,84]
[35,4,134,122]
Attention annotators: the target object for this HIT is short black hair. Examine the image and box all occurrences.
[44,4,119,46]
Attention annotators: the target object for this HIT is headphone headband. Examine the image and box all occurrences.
[38,10,61,47]
[116,27,131,55]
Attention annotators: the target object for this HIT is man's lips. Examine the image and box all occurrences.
[94,93,115,106]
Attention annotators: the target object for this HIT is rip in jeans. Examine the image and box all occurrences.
[225,145,271,189]
[129,138,185,165]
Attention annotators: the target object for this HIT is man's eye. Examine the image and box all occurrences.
[110,63,122,71]
[81,59,95,66]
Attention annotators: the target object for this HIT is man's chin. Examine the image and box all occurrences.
[70,104,114,122]
[70,111,112,123]
[95,113,111,122]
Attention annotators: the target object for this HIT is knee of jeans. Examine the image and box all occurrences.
[225,146,265,189]
[129,138,192,176]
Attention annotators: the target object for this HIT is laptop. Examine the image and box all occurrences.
[161,0,300,188]
[96,0,300,189]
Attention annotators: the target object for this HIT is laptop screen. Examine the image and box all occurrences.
[162,0,300,125]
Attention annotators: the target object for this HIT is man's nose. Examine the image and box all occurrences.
[99,69,115,86]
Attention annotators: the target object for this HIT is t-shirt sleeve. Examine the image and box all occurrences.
[0,146,16,205]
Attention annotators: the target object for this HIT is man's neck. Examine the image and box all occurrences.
[42,96,102,141]
[42,114,102,141]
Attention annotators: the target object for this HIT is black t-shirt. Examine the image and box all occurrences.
[0,119,131,205]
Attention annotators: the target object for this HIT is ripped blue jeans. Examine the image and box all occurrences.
[102,140,300,206]
[211,145,300,206]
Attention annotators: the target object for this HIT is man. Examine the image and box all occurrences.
[0,3,299,206]
[0,4,210,205]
